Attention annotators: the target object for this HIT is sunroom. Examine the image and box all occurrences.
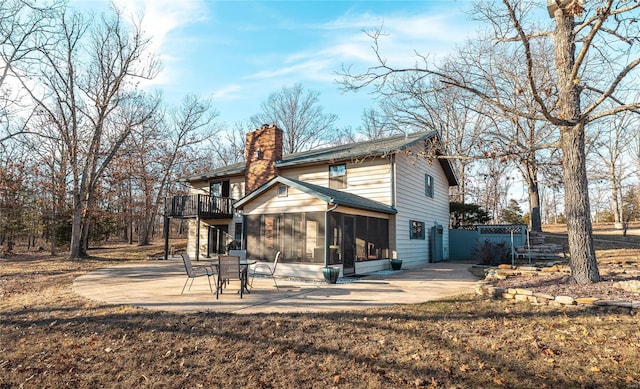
[234,176,397,278]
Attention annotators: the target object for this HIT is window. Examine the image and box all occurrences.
[425,174,434,198]
[329,164,347,189]
[245,212,325,263]
[210,180,230,197]
[234,223,243,241]
[410,220,425,239]
[277,184,288,197]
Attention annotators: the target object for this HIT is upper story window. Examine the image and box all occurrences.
[329,164,347,189]
[210,180,230,198]
[425,174,434,198]
[277,184,288,197]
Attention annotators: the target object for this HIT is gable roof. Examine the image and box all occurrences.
[234,176,397,215]
[182,130,458,186]
[276,131,438,167]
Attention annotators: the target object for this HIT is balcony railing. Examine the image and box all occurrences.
[166,194,235,219]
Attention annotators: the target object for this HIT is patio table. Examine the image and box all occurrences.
[210,259,256,294]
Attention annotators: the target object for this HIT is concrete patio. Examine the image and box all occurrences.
[73,259,479,314]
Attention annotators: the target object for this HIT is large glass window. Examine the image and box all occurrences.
[283,214,303,261]
[327,212,390,264]
[245,212,325,263]
[246,211,388,264]
[356,216,368,261]
[305,213,325,264]
[329,164,347,189]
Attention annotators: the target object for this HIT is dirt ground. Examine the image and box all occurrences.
[2,230,640,388]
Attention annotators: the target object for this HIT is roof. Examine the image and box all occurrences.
[276,131,438,167]
[234,176,398,215]
[181,162,245,182]
[182,130,458,186]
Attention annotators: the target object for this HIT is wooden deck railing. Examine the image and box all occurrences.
[166,194,235,219]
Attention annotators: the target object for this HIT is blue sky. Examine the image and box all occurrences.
[74,0,481,131]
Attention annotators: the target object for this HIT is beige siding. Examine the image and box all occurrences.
[243,185,327,215]
[189,180,208,194]
[186,219,196,260]
[230,177,245,200]
[281,157,393,205]
[188,176,245,199]
[394,151,451,265]
[282,164,326,184]
[334,205,390,219]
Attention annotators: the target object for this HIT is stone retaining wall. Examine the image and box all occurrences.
[474,264,640,310]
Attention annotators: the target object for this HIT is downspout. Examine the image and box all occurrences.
[391,154,397,208]
[324,202,339,267]
[195,194,201,261]
[391,154,397,259]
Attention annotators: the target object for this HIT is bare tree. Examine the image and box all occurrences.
[357,108,397,140]
[21,6,160,258]
[367,18,559,231]
[340,0,640,284]
[591,111,637,228]
[250,83,338,154]
[372,75,490,204]
[0,0,62,146]
[0,144,33,253]
[25,117,71,254]
[209,121,251,168]
[131,94,219,245]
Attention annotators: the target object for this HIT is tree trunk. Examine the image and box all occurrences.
[79,184,99,257]
[561,124,599,283]
[49,212,56,256]
[79,211,90,257]
[554,11,600,284]
[528,184,542,233]
[69,193,83,259]
[609,172,621,226]
[138,211,151,246]
[525,164,542,232]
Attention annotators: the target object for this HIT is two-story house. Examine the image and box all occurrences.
[166,124,457,279]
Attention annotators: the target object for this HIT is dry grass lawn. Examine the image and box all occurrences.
[2,229,640,388]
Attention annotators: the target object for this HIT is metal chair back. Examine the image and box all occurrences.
[216,255,244,299]
[180,253,214,294]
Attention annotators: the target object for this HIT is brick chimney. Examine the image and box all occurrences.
[245,124,283,193]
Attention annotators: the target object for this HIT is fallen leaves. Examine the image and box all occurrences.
[3,254,640,388]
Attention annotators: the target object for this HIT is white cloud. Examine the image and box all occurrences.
[111,0,209,89]
[241,9,476,90]
[113,0,207,51]
[211,84,243,101]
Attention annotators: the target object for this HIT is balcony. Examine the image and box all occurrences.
[166,194,235,219]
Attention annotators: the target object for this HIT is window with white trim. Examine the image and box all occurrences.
[329,164,347,189]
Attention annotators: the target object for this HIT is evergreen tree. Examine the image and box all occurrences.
[500,199,524,225]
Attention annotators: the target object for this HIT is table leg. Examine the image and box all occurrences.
[242,266,251,294]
